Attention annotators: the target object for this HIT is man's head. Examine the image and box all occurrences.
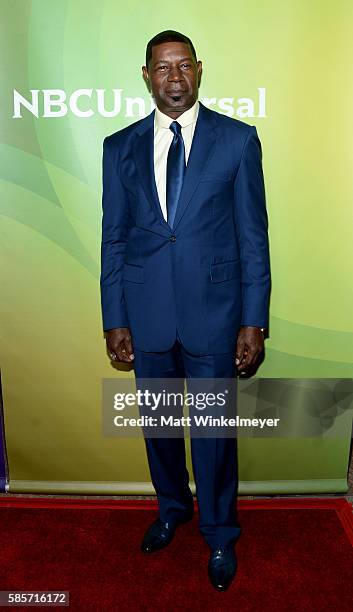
[142,30,202,119]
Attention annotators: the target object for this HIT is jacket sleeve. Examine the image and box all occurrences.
[100,137,132,331]
[233,126,271,329]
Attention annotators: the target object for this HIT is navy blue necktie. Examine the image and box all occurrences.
[166,121,186,228]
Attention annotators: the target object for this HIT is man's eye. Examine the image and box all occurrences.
[158,65,168,71]
[181,63,191,68]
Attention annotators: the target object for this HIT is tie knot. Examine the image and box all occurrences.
[169,121,182,136]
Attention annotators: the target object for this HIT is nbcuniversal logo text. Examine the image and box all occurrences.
[12,88,267,119]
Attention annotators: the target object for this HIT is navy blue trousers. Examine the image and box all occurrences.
[133,334,241,550]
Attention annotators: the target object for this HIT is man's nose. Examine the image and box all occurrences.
[167,67,183,82]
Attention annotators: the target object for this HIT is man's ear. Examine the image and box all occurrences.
[196,61,203,87]
[142,66,151,92]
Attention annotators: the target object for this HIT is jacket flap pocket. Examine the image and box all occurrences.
[123,263,144,283]
[210,259,241,283]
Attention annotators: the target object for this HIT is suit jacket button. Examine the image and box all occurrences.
[170,235,176,242]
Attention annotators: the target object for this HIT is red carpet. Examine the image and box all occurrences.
[0,497,352,611]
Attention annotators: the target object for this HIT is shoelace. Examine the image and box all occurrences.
[212,547,232,561]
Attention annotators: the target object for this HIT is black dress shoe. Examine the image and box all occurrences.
[208,545,237,591]
[141,512,193,553]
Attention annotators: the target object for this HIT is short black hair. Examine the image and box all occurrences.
[145,30,197,67]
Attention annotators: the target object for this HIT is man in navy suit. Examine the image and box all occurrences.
[100,30,271,591]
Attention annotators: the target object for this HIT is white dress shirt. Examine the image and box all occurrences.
[153,100,199,221]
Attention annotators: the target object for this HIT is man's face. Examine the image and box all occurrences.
[142,41,202,118]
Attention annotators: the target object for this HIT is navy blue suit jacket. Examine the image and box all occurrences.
[100,101,271,355]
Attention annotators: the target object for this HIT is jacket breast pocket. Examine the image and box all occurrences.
[123,263,144,283]
[210,259,241,283]
[199,171,233,183]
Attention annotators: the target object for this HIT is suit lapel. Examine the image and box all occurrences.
[133,111,170,230]
[172,102,217,230]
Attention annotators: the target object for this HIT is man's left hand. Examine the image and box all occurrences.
[236,326,265,376]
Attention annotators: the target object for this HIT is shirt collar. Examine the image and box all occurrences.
[154,100,199,130]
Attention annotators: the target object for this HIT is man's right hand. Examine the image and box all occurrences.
[105,328,134,363]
